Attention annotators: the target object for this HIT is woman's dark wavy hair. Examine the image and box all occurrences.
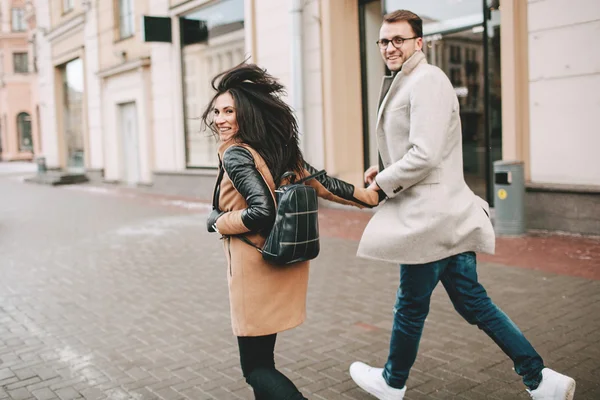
[201,63,304,184]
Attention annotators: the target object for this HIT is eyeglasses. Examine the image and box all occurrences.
[376,36,418,50]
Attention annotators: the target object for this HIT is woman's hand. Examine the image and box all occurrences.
[207,209,224,233]
[352,187,380,208]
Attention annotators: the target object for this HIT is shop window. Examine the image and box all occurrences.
[13,53,28,73]
[17,112,33,152]
[181,0,245,168]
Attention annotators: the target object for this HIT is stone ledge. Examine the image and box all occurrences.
[527,182,600,195]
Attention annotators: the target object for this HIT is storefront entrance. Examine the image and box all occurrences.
[359,0,501,203]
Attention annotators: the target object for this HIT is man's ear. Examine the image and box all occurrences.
[415,37,424,51]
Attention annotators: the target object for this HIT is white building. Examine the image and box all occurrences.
[32,0,600,235]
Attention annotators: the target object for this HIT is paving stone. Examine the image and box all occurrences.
[0,177,599,399]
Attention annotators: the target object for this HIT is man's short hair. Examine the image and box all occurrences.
[383,10,423,38]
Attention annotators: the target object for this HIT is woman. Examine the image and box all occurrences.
[203,63,380,399]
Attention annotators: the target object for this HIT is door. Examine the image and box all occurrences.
[62,58,85,172]
[119,102,140,185]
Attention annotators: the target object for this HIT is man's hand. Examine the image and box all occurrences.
[368,181,381,192]
[364,165,379,185]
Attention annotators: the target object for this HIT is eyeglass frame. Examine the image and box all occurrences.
[376,36,419,50]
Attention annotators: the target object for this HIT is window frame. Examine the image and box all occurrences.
[11,8,26,32]
[117,0,135,40]
[17,112,33,152]
[13,52,29,74]
[63,0,74,14]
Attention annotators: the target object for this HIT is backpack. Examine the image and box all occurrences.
[238,169,326,265]
[205,159,323,266]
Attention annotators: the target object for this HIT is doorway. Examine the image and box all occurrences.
[359,0,386,170]
[61,58,85,172]
[118,102,140,186]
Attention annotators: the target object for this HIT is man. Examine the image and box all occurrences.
[349,9,576,400]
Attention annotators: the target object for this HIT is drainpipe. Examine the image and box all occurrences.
[290,0,306,153]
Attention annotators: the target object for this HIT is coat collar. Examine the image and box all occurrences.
[217,137,244,161]
[376,51,427,125]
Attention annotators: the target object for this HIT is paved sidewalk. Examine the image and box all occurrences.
[1,177,599,399]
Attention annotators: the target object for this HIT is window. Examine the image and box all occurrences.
[12,8,26,32]
[181,0,245,168]
[63,0,74,13]
[118,0,135,39]
[17,112,33,152]
[13,53,28,73]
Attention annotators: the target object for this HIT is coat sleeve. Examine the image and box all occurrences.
[215,147,276,235]
[375,69,454,199]
[302,162,381,208]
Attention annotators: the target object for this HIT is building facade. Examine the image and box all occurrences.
[0,0,39,161]
[32,0,600,235]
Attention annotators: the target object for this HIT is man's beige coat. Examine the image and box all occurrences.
[357,51,496,265]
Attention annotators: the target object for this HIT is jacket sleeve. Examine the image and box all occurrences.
[215,147,276,235]
[375,69,454,199]
[302,162,380,208]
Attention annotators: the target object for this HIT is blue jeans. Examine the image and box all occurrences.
[382,252,544,390]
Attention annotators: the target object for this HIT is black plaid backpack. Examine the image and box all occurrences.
[238,169,326,266]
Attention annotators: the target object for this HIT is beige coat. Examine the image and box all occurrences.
[215,141,378,336]
[357,51,496,265]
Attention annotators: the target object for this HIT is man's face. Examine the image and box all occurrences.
[379,21,423,72]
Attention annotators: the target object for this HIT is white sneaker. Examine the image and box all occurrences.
[349,362,406,400]
[527,368,576,400]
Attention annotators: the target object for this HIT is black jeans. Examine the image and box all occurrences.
[238,334,307,400]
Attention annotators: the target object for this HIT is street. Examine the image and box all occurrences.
[1,175,599,400]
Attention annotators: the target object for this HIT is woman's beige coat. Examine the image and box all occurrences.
[214,140,378,336]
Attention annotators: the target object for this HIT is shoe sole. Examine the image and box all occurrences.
[564,379,576,400]
[349,368,385,399]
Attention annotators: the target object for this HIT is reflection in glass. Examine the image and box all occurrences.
[488,1,502,168]
[359,0,386,168]
[17,112,33,152]
[62,58,85,171]
[181,0,245,168]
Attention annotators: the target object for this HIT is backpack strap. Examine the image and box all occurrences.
[296,169,326,185]
[238,235,263,253]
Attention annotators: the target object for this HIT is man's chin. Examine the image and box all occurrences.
[387,62,402,72]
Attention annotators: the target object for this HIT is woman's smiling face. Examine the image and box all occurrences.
[213,91,239,142]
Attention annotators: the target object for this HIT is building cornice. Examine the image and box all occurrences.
[45,12,85,43]
[97,57,152,79]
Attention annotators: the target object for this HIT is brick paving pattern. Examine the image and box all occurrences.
[1,176,599,399]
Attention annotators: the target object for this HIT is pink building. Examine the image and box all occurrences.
[0,0,39,161]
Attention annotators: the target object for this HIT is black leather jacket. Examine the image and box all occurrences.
[209,146,379,233]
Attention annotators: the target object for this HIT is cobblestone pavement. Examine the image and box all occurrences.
[1,177,599,400]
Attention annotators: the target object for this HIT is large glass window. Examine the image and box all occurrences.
[181,0,245,168]
[12,8,26,32]
[118,0,135,39]
[17,112,33,152]
[61,59,85,171]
